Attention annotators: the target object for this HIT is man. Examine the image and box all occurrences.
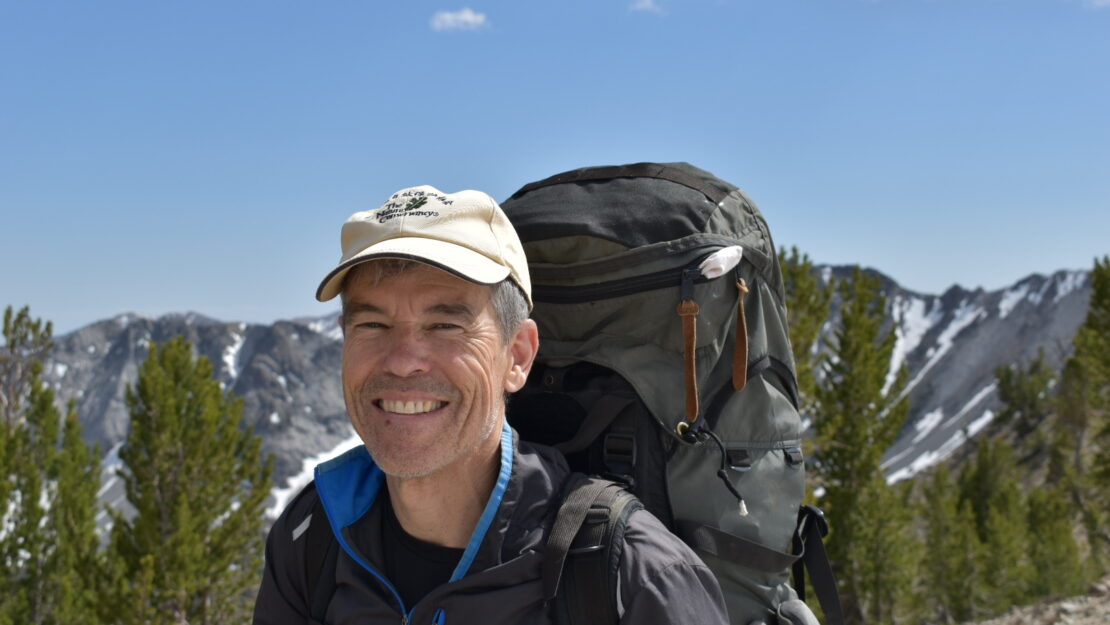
[254,185,728,624]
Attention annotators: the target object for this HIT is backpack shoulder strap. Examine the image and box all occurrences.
[298,482,340,622]
[792,505,845,625]
[544,475,644,625]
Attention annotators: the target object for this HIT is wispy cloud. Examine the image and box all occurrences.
[629,0,665,14]
[430,8,490,31]
[1086,0,1110,7]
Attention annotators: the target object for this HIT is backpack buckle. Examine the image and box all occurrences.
[799,504,829,539]
[602,433,636,474]
[726,448,753,472]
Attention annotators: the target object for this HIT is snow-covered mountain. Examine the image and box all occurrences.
[39,267,1092,515]
[817,268,1091,481]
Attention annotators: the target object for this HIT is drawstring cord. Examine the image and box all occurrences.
[700,428,749,517]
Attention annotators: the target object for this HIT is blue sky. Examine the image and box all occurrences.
[2,0,1108,333]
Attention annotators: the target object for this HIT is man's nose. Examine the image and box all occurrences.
[380,327,430,377]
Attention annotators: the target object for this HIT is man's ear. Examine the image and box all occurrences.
[504,319,539,393]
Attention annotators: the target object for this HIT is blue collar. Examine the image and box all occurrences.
[313,421,515,583]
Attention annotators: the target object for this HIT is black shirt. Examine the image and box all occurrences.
[380,494,465,610]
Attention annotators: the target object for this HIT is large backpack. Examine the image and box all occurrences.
[500,162,842,625]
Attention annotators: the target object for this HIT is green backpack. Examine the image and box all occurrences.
[501,162,842,625]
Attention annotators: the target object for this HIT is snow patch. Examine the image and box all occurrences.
[308,317,343,342]
[53,362,68,378]
[223,327,246,381]
[114,312,151,328]
[1028,278,1052,306]
[1054,271,1086,302]
[887,406,997,483]
[998,283,1030,319]
[912,408,944,444]
[277,375,288,391]
[903,300,985,396]
[943,383,997,430]
[86,344,96,354]
[98,443,125,498]
[885,296,944,394]
[967,409,995,437]
[267,428,362,519]
[269,412,280,425]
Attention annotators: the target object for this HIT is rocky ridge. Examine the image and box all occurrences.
[38,266,1093,515]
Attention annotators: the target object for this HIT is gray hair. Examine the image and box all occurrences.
[340,259,529,343]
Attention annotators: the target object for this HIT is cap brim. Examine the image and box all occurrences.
[316,237,512,302]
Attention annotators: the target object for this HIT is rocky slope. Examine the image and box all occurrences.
[970,577,1110,625]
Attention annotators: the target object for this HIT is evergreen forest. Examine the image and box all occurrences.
[1,252,1107,624]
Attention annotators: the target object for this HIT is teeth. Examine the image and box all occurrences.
[381,400,442,414]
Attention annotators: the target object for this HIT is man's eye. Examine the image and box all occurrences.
[432,323,461,331]
[355,321,387,330]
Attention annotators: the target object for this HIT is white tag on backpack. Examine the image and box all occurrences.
[699,245,744,279]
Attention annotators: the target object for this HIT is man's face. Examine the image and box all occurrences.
[340,263,536,480]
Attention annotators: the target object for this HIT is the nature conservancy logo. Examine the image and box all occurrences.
[375,189,448,224]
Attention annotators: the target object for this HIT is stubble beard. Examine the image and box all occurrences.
[348,376,499,480]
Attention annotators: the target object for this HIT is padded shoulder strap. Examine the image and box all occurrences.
[546,475,643,625]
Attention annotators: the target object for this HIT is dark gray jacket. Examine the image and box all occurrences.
[253,424,728,624]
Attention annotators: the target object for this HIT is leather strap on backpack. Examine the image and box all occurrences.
[733,278,750,392]
[676,267,703,437]
[677,298,701,427]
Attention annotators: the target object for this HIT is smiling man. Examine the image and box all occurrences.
[253,186,727,624]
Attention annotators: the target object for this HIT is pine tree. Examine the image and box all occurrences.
[995,349,1056,436]
[778,246,834,418]
[105,336,273,625]
[1026,485,1084,598]
[1,306,53,425]
[919,465,986,623]
[0,306,102,624]
[957,439,1032,614]
[1083,258,1110,532]
[1052,257,1110,568]
[853,476,919,624]
[811,268,911,624]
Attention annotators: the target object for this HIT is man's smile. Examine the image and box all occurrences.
[375,399,448,415]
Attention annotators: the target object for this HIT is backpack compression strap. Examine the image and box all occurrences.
[544,475,643,625]
[676,505,845,625]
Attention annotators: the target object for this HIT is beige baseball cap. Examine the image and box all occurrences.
[315,185,532,308]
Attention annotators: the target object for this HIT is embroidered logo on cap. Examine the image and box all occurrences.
[375,191,445,224]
